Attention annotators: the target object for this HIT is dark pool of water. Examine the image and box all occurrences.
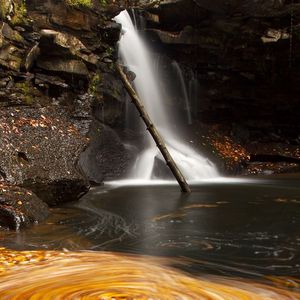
[1,176,299,280]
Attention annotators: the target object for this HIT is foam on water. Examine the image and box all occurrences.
[105,177,265,188]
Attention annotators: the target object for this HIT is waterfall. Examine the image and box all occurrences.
[171,61,193,125]
[114,11,218,181]
[189,75,199,117]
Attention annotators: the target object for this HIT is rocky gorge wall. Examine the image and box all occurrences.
[141,0,300,174]
[0,0,130,229]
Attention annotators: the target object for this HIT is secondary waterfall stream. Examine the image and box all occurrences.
[114,11,218,181]
[171,61,193,125]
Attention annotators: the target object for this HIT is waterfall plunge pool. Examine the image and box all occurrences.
[1,175,299,278]
[0,175,299,298]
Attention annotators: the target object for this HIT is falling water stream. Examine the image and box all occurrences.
[113,10,218,182]
[172,61,193,125]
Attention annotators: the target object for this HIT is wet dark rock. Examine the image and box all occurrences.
[102,22,122,45]
[140,0,300,175]
[0,106,89,205]
[1,22,24,43]
[151,26,206,45]
[0,77,46,107]
[24,43,40,71]
[35,73,69,88]
[0,0,129,206]
[190,122,300,176]
[40,29,99,65]
[0,183,48,230]
[79,121,135,183]
[92,72,126,126]
[242,162,300,176]
[241,143,300,174]
[37,58,90,76]
[153,156,173,179]
[0,0,125,108]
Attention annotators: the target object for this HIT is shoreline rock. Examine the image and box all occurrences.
[0,183,48,230]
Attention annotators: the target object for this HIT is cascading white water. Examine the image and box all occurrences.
[172,61,193,125]
[114,10,218,181]
[189,75,199,116]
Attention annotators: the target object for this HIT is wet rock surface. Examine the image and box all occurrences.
[141,0,300,175]
[79,121,135,183]
[0,183,48,230]
[0,106,89,205]
[0,0,128,224]
[186,122,300,175]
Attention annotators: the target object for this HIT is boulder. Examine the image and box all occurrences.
[79,121,135,183]
[0,21,26,71]
[39,29,99,65]
[37,58,89,76]
[0,106,89,205]
[0,183,48,230]
[0,0,13,20]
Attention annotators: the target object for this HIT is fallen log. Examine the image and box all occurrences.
[116,64,191,193]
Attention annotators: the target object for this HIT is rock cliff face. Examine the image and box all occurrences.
[141,0,300,174]
[0,0,128,228]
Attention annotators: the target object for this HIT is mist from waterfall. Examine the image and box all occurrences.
[114,10,218,181]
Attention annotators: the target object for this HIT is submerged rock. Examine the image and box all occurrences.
[0,183,48,230]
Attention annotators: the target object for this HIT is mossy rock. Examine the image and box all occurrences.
[65,0,93,7]
[64,0,107,8]
[0,0,11,20]
[0,0,30,26]
[88,72,102,96]
[15,81,36,105]
[10,0,29,26]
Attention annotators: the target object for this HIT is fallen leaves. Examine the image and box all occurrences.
[152,202,225,222]
[183,204,218,209]
[210,135,250,163]
[0,111,82,140]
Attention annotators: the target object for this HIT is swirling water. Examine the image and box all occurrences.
[0,176,299,299]
[0,250,299,299]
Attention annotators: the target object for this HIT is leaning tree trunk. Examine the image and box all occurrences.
[116,64,191,193]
